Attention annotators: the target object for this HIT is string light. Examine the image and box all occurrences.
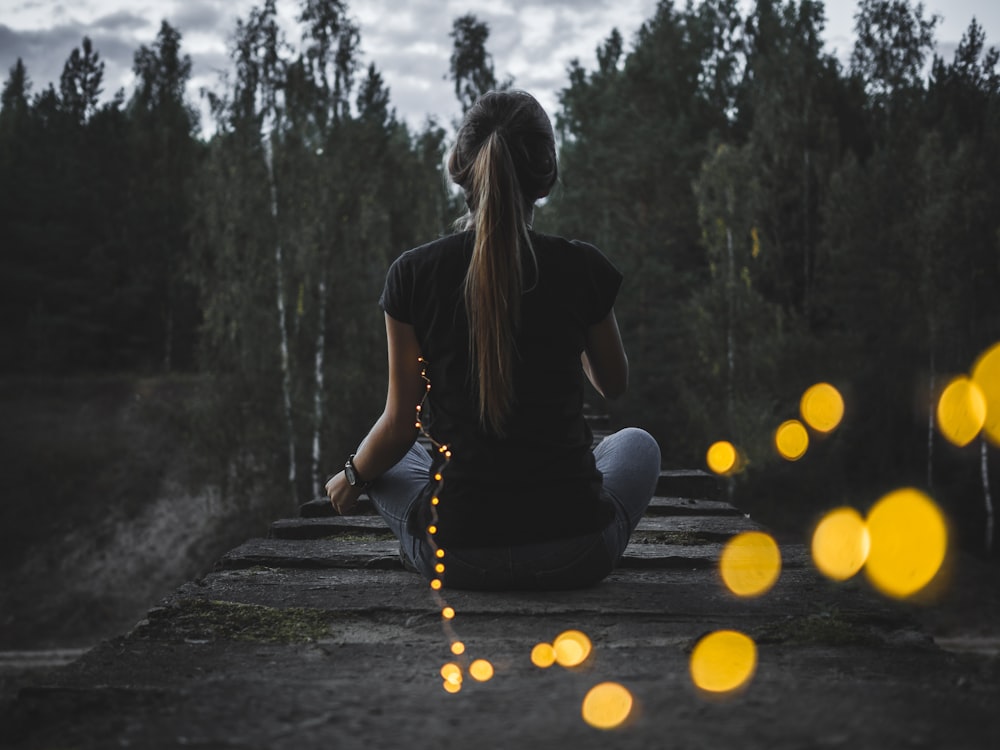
[415,356,469,693]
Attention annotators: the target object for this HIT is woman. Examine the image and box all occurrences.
[326,90,660,590]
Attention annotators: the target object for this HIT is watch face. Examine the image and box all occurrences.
[345,463,359,486]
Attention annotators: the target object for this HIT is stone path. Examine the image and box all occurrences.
[1,470,998,749]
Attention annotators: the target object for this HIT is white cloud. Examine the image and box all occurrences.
[3,0,1000,138]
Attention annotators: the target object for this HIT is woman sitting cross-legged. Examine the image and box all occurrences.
[325,89,661,590]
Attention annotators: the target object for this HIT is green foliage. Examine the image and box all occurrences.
[191,1,450,504]
[1,1,998,545]
[449,14,499,114]
[544,0,1000,546]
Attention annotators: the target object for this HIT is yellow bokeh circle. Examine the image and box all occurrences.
[531,642,556,668]
[811,507,870,581]
[800,382,845,433]
[937,376,987,447]
[719,531,782,597]
[706,440,738,475]
[553,630,592,668]
[689,630,757,694]
[775,419,809,461]
[581,682,634,730]
[469,659,494,682]
[440,662,462,687]
[972,342,1000,446]
[865,488,947,599]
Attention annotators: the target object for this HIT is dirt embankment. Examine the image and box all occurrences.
[0,376,289,650]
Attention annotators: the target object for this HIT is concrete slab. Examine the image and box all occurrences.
[4,487,997,750]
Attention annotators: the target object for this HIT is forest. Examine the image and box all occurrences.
[1,0,997,551]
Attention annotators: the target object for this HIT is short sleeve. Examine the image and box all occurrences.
[572,240,623,325]
[378,250,414,323]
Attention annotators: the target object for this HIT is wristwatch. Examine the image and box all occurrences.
[344,454,369,489]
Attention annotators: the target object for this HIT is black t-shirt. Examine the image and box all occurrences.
[379,230,622,547]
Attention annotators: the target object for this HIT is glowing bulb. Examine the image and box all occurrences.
[434,473,442,481]
[811,507,870,581]
[442,607,455,619]
[440,662,462,683]
[531,643,556,668]
[865,488,947,599]
[435,563,445,574]
[469,659,494,682]
[581,682,633,730]
[775,419,809,460]
[800,382,845,433]
[451,641,465,655]
[690,630,757,694]
[719,531,781,597]
[430,579,442,590]
[972,342,1000,446]
[427,525,438,535]
[435,549,445,559]
[442,680,461,694]
[706,440,737,475]
[445,451,452,458]
[415,421,422,429]
[553,630,592,668]
[431,496,439,505]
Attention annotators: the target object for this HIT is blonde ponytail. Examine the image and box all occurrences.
[448,91,559,436]
[463,130,530,435]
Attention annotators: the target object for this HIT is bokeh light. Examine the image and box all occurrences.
[706,440,737,475]
[800,382,844,433]
[553,630,592,668]
[531,642,556,668]
[451,641,465,655]
[775,419,809,460]
[442,679,461,694]
[441,607,455,620]
[581,682,634,730]
[811,507,870,581]
[865,488,947,599]
[719,531,782,597]
[689,630,757,694]
[972,342,1000,446]
[440,662,462,687]
[469,659,494,682]
[936,376,987,447]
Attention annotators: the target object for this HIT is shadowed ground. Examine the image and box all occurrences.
[1,468,998,749]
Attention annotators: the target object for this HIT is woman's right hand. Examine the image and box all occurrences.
[325,471,362,515]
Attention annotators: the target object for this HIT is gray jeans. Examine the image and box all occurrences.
[367,427,661,590]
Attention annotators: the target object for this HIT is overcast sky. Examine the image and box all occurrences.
[2,0,999,135]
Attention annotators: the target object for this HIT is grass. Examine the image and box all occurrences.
[134,599,333,643]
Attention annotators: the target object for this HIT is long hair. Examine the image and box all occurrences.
[448,90,558,435]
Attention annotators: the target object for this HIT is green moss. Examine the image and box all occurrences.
[137,598,332,643]
[753,611,882,647]
[631,531,721,546]
[322,532,394,543]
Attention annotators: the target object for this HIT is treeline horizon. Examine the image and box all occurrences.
[1,0,997,549]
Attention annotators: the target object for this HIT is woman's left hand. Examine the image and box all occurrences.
[325,472,362,515]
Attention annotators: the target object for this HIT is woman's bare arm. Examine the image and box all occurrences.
[582,308,628,400]
[326,313,425,513]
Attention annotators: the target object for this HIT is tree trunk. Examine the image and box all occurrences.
[311,275,328,498]
[926,349,935,491]
[983,436,994,557]
[265,138,298,508]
